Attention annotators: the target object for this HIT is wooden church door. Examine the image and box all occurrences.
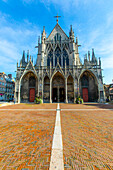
[29,88,35,102]
[82,88,88,102]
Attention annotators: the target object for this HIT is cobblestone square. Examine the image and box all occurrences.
[0,104,56,170]
[60,103,113,170]
[0,103,113,170]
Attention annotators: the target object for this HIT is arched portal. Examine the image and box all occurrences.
[20,72,38,102]
[67,75,74,102]
[52,72,65,102]
[43,76,50,103]
[79,70,98,102]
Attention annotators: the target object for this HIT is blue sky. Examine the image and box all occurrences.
[0,0,113,84]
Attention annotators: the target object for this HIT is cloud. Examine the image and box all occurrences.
[40,0,103,12]
[2,0,7,2]
[21,0,93,10]
[102,55,113,69]
[0,13,40,74]
[22,0,35,4]
[71,8,113,70]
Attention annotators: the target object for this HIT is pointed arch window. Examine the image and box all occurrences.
[29,76,36,87]
[55,47,61,66]
[54,33,61,43]
[63,49,69,67]
[47,50,53,67]
[81,75,89,87]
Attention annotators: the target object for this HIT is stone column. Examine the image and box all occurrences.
[77,79,79,97]
[61,47,63,67]
[74,78,78,99]
[65,78,68,103]
[53,50,55,67]
[50,79,52,103]
[38,78,39,97]
[74,78,75,101]
[42,79,43,103]
[14,82,17,101]
[98,85,100,102]
[18,82,20,103]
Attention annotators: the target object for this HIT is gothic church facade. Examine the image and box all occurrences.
[15,22,104,103]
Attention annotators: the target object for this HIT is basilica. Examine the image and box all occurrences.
[15,20,104,103]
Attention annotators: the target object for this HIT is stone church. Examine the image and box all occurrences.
[15,20,104,103]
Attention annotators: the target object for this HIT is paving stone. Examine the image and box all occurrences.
[0,104,56,169]
[61,103,113,169]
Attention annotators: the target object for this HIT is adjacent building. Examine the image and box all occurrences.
[0,73,6,101]
[15,21,104,103]
[0,73,15,101]
[104,84,113,101]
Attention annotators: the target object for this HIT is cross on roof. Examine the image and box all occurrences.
[54,14,61,24]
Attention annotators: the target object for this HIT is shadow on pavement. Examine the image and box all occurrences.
[84,103,113,110]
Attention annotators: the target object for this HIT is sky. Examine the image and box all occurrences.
[0,0,113,84]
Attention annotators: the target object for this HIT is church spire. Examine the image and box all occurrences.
[99,57,101,66]
[69,25,74,42]
[76,37,78,45]
[92,48,97,64]
[92,48,95,62]
[17,60,18,68]
[41,26,46,43]
[22,50,25,62]
[69,25,73,36]
[43,26,46,34]
[88,51,90,61]
[38,36,40,44]
[27,50,29,63]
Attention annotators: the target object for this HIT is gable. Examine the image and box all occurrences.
[26,61,34,70]
[47,24,69,41]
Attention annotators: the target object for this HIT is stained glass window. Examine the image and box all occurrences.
[47,50,53,66]
[55,47,61,66]
[54,33,61,42]
[81,75,88,87]
[29,76,36,87]
[63,49,69,67]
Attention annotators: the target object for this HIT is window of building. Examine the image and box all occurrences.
[47,50,53,67]
[81,75,89,87]
[110,89,113,93]
[55,47,61,66]
[29,76,36,87]
[54,33,61,42]
[63,49,69,67]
